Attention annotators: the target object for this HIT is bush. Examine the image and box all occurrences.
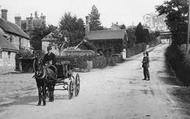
[165,44,190,86]
[56,50,95,70]
[126,43,146,57]
[92,55,107,68]
[92,54,123,68]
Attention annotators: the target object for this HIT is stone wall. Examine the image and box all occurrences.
[0,51,16,74]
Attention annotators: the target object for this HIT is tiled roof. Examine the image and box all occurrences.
[41,32,57,42]
[0,35,18,52]
[86,29,127,41]
[0,18,30,39]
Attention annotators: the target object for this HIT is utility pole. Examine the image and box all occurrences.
[187,0,190,55]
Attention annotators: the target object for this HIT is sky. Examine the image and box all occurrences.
[1,0,166,27]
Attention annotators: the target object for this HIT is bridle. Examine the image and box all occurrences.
[33,57,46,79]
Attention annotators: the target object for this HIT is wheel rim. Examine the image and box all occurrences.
[68,80,73,99]
[75,73,80,96]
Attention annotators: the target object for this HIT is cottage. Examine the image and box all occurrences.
[0,35,17,73]
[0,18,30,50]
[86,29,128,57]
[0,9,31,72]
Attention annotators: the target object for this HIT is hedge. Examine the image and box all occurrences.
[126,43,146,57]
[165,44,190,86]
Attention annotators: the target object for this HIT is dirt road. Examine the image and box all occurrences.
[0,44,189,119]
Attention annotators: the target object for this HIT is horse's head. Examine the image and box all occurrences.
[33,57,44,78]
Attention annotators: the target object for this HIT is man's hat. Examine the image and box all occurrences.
[47,46,52,51]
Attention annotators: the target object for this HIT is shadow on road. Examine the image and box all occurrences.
[158,69,190,116]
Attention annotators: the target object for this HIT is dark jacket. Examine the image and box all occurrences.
[42,52,56,65]
[142,56,149,68]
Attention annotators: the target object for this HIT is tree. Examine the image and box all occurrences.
[135,22,145,43]
[59,12,85,46]
[126,26,136,48]
[143,29,150,44]
[156,0,188,45]
[120,24,126,29]
[30,25,56,50]
[89,5,104,31]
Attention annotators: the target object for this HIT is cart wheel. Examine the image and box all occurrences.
[74,73,80,96]
[68,81,73,99]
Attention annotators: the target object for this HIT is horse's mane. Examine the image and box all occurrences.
[33,57,57,80]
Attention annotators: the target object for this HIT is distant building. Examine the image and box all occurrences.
[84,16,128,57]
[110,22,121,30]
[14,11,46,32]
[41,31,59,55]
[86,29,128,56]
[0,10,30,50]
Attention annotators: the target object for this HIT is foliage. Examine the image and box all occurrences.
[16,48,34,58]
[59,12,85,46]
[126,26,136,48]
[30,25,57,50]
[156,0,188,45]
[165,44,190,86]
[56,50,95,70]
[135,22,145,43]
[126,43,146,57]
[92,56,107,68]
[89,5,104,31]
[143,29,150,43]
[120,24,126,29]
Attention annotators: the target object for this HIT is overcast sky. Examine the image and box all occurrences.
[1,0,166,27]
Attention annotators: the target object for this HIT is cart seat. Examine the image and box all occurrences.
[55,61,72,78]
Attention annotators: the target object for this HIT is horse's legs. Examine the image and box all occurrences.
[37,86,42,105]
[52,82,56,101]
[47,83,52,102]
[48,82,55,102]
[42,84,46,106]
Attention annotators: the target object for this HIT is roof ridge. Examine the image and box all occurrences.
[0,18,30,39]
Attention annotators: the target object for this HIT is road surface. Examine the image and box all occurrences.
[0,44,189,119]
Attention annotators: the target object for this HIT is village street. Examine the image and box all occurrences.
[0,44,189,119]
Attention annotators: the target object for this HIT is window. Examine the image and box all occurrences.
[0,51,2,59]
[8,51,11,59]
[19,38,21,50]
[9,35,13,43]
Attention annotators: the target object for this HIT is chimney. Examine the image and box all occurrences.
[85,16,90,34]
[40,14,46,26]
[35,11,38,18]
[15,16,21,27]
[1,9,8,20]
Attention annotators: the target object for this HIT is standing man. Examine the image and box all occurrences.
[142,52,150,80]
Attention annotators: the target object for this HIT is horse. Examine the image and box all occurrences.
[33,57,57,106]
